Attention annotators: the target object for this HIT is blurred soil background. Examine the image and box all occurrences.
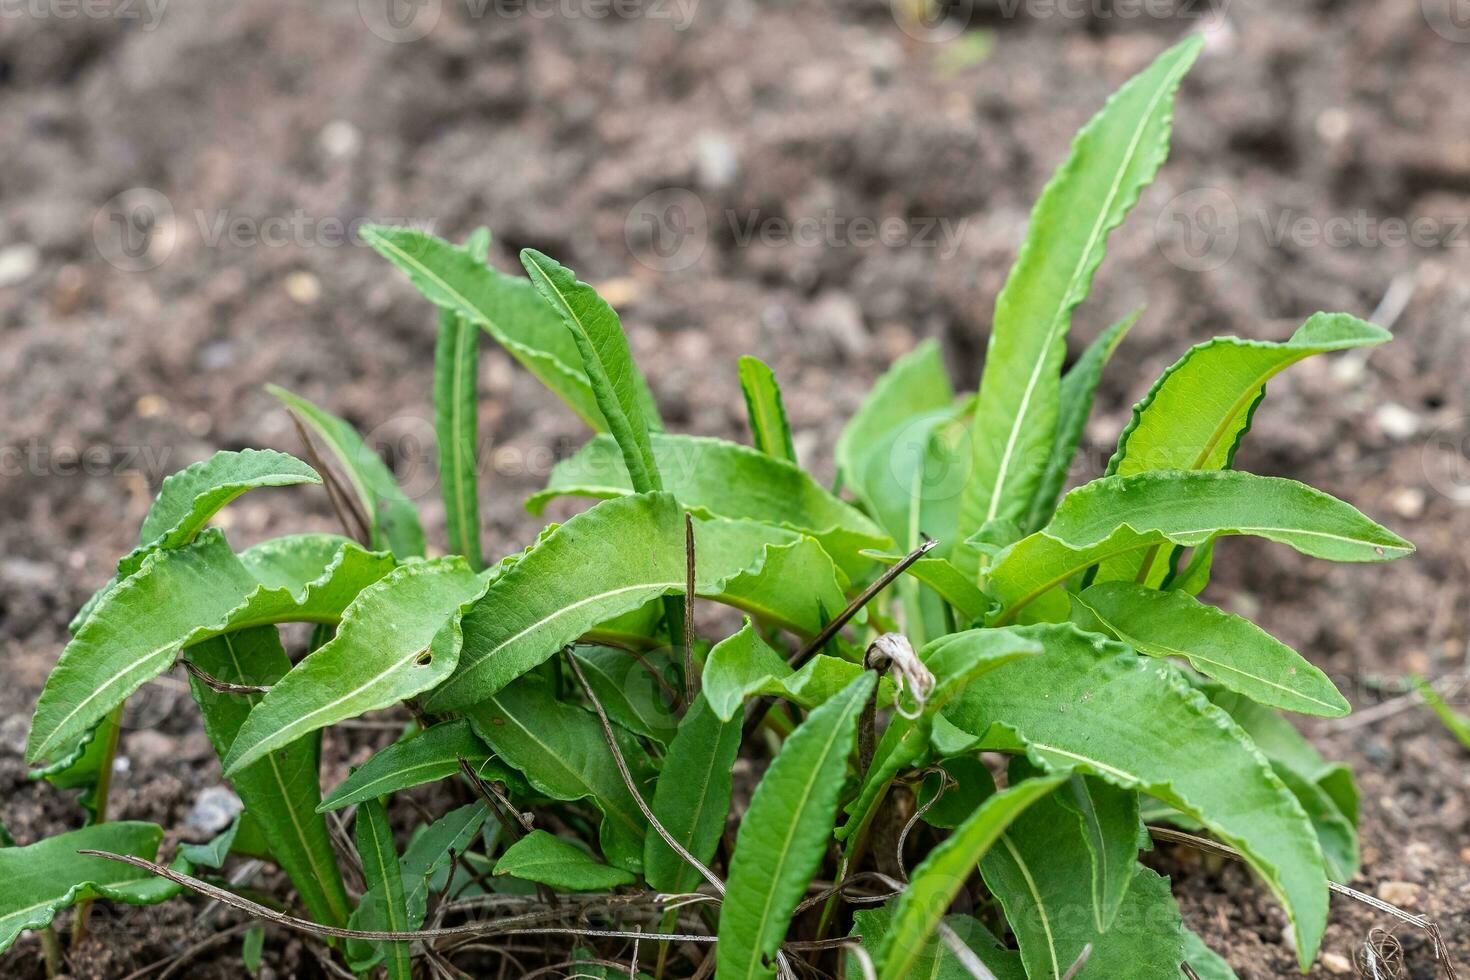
[1,0,1468,975]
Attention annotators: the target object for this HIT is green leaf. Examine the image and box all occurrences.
[223,557,487,774]
[644,693,741,893]
[1414,675,1470,749]
[1072,582,1349,717]
[943,624,1329,968]
[873,774,1066,979]
[28,709,119,822]
[1056,774,1141,932]
[738,355,797,463]
[319,719,514,812]
[267,384,426,558]
[187,627,351,927]
[242,923,265,976]
[864,551,994,625]
[717,672,875,980]
[520,248,663,493]
[1023,310,1139,533]
[959,36,1202,539]
[570,646,679,745]
[987,471,1412,624]
[361,225,614,431]
[1181,928,1239,980]
[0,822,179,954]
[353,799,412,979]
[464,679,650,872]
[435,308,484,569]
[718,534,850,638]
[852,907,1025,980]
[701,620,871,723]
[527,433,891,578]
[915,756,997,830]
[426,493,777,711]
[979,788,1183,979]
[494,831,636,892]
[1099,312,1390,584]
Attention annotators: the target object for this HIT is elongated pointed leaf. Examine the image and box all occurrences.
[644,693,741,893]
[521,249,663,493]
[1056,774,1141,933]
[495,830,635,892]
[1023,310,1138,533]
[464,679,650,872]
[701,621,871,723]
[943,624,1329,968]
[267,384,425,558]
[353,799,412,979]
[28,708,119,822]
[979,789,1182,979]
[435,308,484,569]
[1182,928,1240,980]
[0,822,178,954]
[1099,312,1390,584]
[426,494,777,711]
[528,433,891,578]
[854,907,1025,980]
[719,534,849,638]
[718,672,874,980]
[188,628,351,927]
[865,551,994,624]
[320,719,515,812]
[959,36,1202,539]
[987,471,1412,624]
[873,774,1065,979]
[1073,583,1349,717]
[361,225,614,430]
[224,558,487,773]
[738,355,797,463]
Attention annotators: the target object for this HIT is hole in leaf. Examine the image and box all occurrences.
[413,649,433,667]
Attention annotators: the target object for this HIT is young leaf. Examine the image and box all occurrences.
[979,790,1183,979]
[872,774,1066,979]
[188,628,351,927]
[864,551,994,624]
[701,621,871,723]
[959,36,1202,539]
[738,355,797,463]
[223,557,487,774]
[494,830,636,892]
[718,534,851,638]
[426,493,779,711]
[1181,928,1240,980]
[267,384,426,558]
[1073,582,1349,717]
[570,646,679,745]
[435,308,484,569]
[987,471,1412,624]
[520,248,663,493]
[361,224,613,430]
[644,692,741,893]
[1098,312,1390,584]
[319,719,515,812]
[1056,774,1141,933]
[1022,310,1139,533]
[353,799,412,979]
[464,679,650,872]
[717,672,875,980]
[853,907,1025,980]
[28,709,119,822]
[1414,676,1470,749]
[0,822,179,954]
[527,433,891,578]
[943,624,1329,968]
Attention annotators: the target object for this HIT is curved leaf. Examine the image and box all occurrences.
[717,672,874,980]
[701,621,871,723]
[1056,774,1140,932]
[495,830,635,892]
[435,308,484,569]
[352,799,411,979]
[319,719,514,812]
[865,551,994,625]
[1073,582,1349,717]
[988,471,1412,624]
[644,693,741,894]
[873,774,1065,979]
[959,36,1202,538]
[943,624,1329,968]
[224,557,487,774]
[738,355,797,463]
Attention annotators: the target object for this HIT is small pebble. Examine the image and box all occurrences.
[186,786,244,835]
[1376,880,1421,909]
[319,119,363,160]
[1321,951,1353,974]
[0,242,40,287]
[1388,486,1426,519]
[135,394,168,418]
[1374,403,1419,441]
[284,270,322,306]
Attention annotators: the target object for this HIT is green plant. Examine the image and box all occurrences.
[6,33,1414,979]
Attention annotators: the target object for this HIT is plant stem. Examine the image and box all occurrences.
[40,926,62,977]
[72,702,124,946]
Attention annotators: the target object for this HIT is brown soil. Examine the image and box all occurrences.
[1,1,1467,976]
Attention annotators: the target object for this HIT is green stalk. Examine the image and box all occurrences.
[71,702,123,945]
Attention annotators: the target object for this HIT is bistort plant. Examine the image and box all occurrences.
[6,34,1414,979]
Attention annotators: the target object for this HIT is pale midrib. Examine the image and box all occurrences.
[330,757,473,806]
[448,321,476,556]
[1000,834,1060,979]
[983,75,1176,525]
